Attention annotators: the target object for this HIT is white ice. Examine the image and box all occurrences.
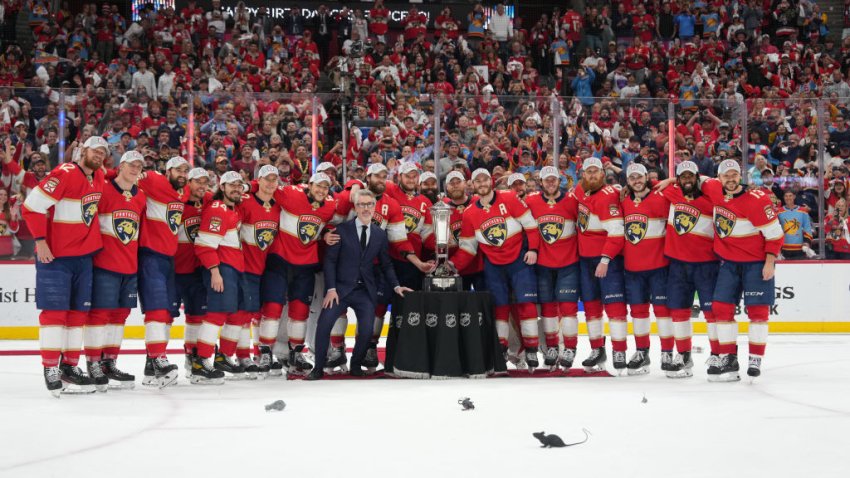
[1,335,848,478]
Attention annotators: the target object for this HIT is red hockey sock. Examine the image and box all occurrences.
[61,311,87,366]
[102,308,130,359]
[671,308,693,353]
[516,303,540,349]
[39,310,67,368]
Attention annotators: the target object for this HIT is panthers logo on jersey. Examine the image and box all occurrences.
[577,204,590,232]
[537,215,565,244]
[673,204,700,235]
[81,193,102,227]
[297,215,323,245]
[714,208,736,239]
[371,211,386,228]
[183,216,201,242]
[255,221,278,251]
[401,205,421,234]
[624,214,648,245]
[481,216,507,246]
[112,210,140,245]
[166,202,184,235]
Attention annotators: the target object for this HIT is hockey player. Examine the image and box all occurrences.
[620,163,670,376]
[23,136,107,396]
[257,172,337,375]
[137,156,190,387]
[450,168,542,371]
[384,163,434,290]
[230,165,281,378]
[84,151,147,391]
[176,168,212,378]
[525,166,580,371]
[572,157,626,373]
[656,161,717,378]
[423,171,485,291]
[701,160,784,381]
[191,171,245,384]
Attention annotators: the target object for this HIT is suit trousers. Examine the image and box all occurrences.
[313,285,376,371]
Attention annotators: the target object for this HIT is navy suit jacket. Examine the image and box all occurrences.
[324,219,399,305]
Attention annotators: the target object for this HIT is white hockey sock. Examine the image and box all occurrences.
[104,324,124,352]
[237,326,252,351]
[748,322,768,350]
[633,317,651,340]
[287,319,307,345]
[587,318,603,341]
[144,322,168,346]
[716,321,738,352]
[657,317,673,343]
[83,324,106,356]
[609,320,627,342]
[196,322,221,356]
[183,323,199,348]
[220,324,241,345]
[495,320,510,343]
[560,316,578,342]
[707,322,718,342]
[674,320,692,341]
[259,317,280,345]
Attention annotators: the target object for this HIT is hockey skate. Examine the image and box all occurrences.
[713,354,741,382]
[626,348,651,376]
[362,344,379,374]
[151,356,179,388]
[705,354,722,382]
[44,366,63,398]
[660,350,674,372]
[184,352,194,379]
[239,357,259,380]
[506,348,528,370]
[524,348,540,374]
[190,356,225,385]
[142,357,156,386]
[214,351,246,380]
[59,363,96,394]
[257,346,272,378]
[324,346,349,375]
[287,344,313,376]
[543,347,559,371]
[86,360,109,392]
[558,348,576,371]
[581,347,607,373]
[747,355,762,381]
[101,359,135,389]
[665,352,694,379]
[612,350,628,375]
[269,356,285,377]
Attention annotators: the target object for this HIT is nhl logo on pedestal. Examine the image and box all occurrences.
[460,313,471,327]
[478,312,484,326]
[426,314,438,328]
[407,312,421,326]
[445,314,457,328]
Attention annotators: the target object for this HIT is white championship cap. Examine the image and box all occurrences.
[309,172,332,185]
[398,162,420,176]
[219,170,243,186]
[626,163,648,177]
[419,171,437,184]
[539,166,559,180]
[119,150,145,164]
[316,162,336,173]
[676,160,700,176]
[83,136,109,151]
[166,156,189,170]
[257,164,279,179]
[367,163,388,176]
[471,168,491,180]
[582,157,604,170]
[507,172,526,185]
[188,167,209,181]
[446,171,466,184]
[718,159,742,175]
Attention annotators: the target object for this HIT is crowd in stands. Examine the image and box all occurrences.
[0,0,849,259]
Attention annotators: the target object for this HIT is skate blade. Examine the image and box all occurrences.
[189,376,225,385]
[244,372,258,380]
[712,372,740,383]
[49,389,62,399]
[142,376,158,387]
[224,372,248,381]
[665,369,694,379]
[614,368,628,376]
[582,365,604,373]
[268,369,284,377]
[157,370,179,389]
[627,367,650,376]
[95,384,109,393]
[108,380,136,390]
[60,384,96,394]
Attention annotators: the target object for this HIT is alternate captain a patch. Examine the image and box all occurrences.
[624,214,648,245]
[481,216,507,246]
[297,215,322,244]
[714,207,736,239]
[673,204,700,235]
[81,193,102,227]
[255,220,278,251]
[537,215,565,244]
[112,210,141,245]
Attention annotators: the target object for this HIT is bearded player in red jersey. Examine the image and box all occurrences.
[450,168,542,372]
[23,136,107,396]
[384,162,434,290]
[525,166,580,371]
[572,157,626,373]
[84,151,147,391]
[700,160,783,381]
[620,163,671,376]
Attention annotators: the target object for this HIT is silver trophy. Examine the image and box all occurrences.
[423,201,462,291]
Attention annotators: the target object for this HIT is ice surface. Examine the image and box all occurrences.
[1,336,848,478]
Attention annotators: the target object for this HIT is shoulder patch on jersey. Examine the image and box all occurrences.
[481,216,508,246]
[255,220,278,250]
[538,214,565,244]
[209,217,222,233]
[714,207,736,239]
[297,215,323,244]
[81,193,101,227]
[43,178,60,194]
[112,210,140,245]
[167,202,184,234]
[609,204,620,217]
[764,205,776,221]
[673,204,701,235]
[624,214,648,245]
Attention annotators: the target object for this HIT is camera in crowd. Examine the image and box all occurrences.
[348,39,373,59]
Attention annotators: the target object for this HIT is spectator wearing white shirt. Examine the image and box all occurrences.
[488,3,513,59]
[131,60,157,99]
[157,61,176,99]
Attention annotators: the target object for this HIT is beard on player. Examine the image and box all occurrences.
[579,169,605,193]
[678,171,698,196]
[82,148,105,171]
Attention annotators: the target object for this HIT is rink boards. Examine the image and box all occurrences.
[0,261,848,339]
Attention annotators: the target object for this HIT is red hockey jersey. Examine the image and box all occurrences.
[175,193,211,274]
[452,190,540,270]
[385,181,433,259]
[139,172,187,256]
[701,179,784,262]
[658,185,716,263]
[93,180,146,274]
[621,191,669,272]
[238,193,280,275]
[194,200,244,272]
[525,191,579,268]
[22,163,104,258]
[335,189,414,260]
[423,196,484,275]
[271,185,336,266]
[572,184,625,259]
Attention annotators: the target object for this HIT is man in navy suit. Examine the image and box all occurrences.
[307,190,413,380]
